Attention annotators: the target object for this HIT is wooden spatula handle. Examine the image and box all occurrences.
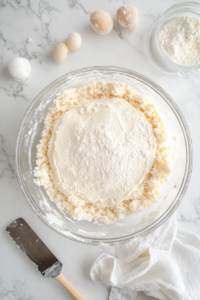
[56,273,88,300]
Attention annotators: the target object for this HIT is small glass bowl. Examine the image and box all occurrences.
[15,66,192,246]
[146,2,200,76]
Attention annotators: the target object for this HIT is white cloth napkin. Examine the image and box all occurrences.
[90,215,200,300]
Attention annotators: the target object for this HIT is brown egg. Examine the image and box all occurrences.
[53,43,69,63]
[90,10,113,35]
[116,5,139,32]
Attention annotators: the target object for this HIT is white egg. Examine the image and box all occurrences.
[53,43,69,63]
[66,32,82,51]
[8,57,31,82]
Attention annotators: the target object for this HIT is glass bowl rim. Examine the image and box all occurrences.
[15,66,193,246]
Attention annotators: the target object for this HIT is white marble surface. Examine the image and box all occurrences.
[0,0,200,299]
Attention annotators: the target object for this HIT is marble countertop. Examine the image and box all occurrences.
[0,0,200,299]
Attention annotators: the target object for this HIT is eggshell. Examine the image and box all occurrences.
[66,32,82,51]
[53,43,69,63]
[7,57,31,82]
[90,10,113,35]
[116,5,139,32]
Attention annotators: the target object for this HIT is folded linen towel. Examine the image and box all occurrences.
[91,215,200,300]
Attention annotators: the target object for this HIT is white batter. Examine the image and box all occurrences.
[35,82,171,223]
[48,98,156,207]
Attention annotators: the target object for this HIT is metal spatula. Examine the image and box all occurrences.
[6,218,87,300]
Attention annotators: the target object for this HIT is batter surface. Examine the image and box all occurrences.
[48,97,156,207]
[34,82,171,223]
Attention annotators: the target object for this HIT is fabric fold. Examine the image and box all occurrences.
[91,215,200,300]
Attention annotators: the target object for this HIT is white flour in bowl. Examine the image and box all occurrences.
[34,82,171,223]
[160,16,200,66]
[48,97,157,208]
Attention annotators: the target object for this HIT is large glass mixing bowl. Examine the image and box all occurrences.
[15,66,192,246]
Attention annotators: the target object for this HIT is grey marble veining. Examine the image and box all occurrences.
[0,0,200,299]
[0,279,35,300]
[0,134,15,179]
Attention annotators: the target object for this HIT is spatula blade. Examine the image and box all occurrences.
[6,218,62,278]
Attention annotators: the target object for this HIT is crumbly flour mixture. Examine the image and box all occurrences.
[34,82,171,223]
[160,16,200,66]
